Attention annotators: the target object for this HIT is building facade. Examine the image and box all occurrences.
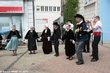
[0,0,61,39]
[34,0,61,32]
[78,0,110,42]
[0,0,24,36]
[78,0,99,20]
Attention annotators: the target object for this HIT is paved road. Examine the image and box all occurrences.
[0,43,110,73]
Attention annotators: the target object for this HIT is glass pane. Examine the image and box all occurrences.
[0,17,11,31]
[12,16,21,31]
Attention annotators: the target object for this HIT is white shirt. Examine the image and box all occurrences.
[93,21,102,32]
[63,23,74,30]
[45,29,47,33]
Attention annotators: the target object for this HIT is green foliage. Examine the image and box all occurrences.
[64,0,79,25]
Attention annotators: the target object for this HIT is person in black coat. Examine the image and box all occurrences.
[0,34,3,49]
[41,25,52,54]
[51,22,61,57]
[25,27,39,54]
[62,25,75,60]
[83,20,92,53]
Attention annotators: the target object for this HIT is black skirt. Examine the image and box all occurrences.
[65,41,75,57]
[28,38,37,51]
[42,38,52,54]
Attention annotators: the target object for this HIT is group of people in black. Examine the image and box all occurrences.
[24,14,102,65]
[0,14,102,65]
[25,22,61,57]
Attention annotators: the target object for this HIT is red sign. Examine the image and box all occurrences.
[0,7,23,13]
[0,0,24,13]
[43,18,48,23]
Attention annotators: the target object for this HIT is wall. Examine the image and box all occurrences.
[34,0,61,32]
[99,0,110,42]
[22,1,33,39]
[78,0,99,21]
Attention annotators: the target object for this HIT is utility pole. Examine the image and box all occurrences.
[32,0,35,27]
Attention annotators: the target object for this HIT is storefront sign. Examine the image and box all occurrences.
[0,0,24,13]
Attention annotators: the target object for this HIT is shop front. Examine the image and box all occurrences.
[0,0,24,36]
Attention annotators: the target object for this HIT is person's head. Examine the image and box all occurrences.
[94,16,100,23]
[30,26,35,31]
[67,20,72,24]
[44,24,49,30]
[86,20,90,24]
[53,22,59,29]
[66,25,71,31]
[75,14,85,23]
[12,25,16,31]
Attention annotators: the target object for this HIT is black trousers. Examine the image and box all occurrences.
[0,41,2,49]
[84,34,91,52]
[92,36,101,60]
[54,41,59,55]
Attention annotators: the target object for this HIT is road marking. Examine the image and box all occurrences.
[3,50,28,72]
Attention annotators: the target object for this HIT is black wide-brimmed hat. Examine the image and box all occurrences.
[75,14,86,23]
[53,22,59,26]
[74,14,84,19]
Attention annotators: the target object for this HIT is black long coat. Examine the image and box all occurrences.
[62,30,75,57]
[25,30,39,51]
[0,35,2,46]
[41,28,52,54]
[51,27,61,41]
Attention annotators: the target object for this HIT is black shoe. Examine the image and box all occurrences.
[87,50,90,53]
[66,57,70,59]
[29,52,32,54]
[85,51,90,53]
[91,59,98,62]
[76,61,79,64]
[76,61,84,65]
[90,54,93,57]
[69,57,73,60]
[54,54,59,57]
[33,51,36,54]
[33,52,36,54]
[83,51,86,53]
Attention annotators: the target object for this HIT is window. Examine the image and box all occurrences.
[53,6,56,11]
[49,6,52,11]
[57,7,60,11]
[45,6,48,11]
[39,6,60,12]
[41,6,44,11]
[36,6,40,11]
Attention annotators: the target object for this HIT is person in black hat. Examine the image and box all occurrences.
[75,14,88,65]
[51,22,61,57]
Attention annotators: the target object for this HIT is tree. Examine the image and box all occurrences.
[64,0,79,24]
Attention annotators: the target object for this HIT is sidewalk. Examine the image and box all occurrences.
[0,43,110,73]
